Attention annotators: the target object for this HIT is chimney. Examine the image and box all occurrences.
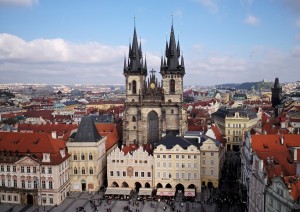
[51,131,57,139]
[281,117,286,129]
[280,135,284,145]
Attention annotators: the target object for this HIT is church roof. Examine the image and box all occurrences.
[73,116,102,142]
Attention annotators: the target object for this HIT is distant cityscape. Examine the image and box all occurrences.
[0,24,300,212]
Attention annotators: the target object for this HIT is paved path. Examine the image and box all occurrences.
[0,191,218,212]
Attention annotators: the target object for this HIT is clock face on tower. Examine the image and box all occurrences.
[150,83,155,89]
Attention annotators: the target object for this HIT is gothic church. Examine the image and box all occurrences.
[123,24,187,145]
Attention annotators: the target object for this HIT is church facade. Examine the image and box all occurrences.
[123,24,187,145]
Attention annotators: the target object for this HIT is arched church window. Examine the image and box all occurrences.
[170,79,175,93]
[73,154,77,160]
[171,109,174,114]
[81,154,85,160]
[132,116,136,122]
[82,167,85,175]
[89,153,93,160]
[74,167,78,174]
[89,167,93,175]
[132,81,137,94]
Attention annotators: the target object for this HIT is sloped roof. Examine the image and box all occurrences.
[73,116,102,142]
[157,132,198,149]
[18,123,78,140]
[282,176,300,201]
[0,132,68,165]
[251,134,300,180]
[95,123,119,151]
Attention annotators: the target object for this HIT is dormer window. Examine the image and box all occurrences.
[60,149,66,158]
[42,153,50,162]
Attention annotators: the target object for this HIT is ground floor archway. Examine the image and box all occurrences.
[27,194,33,205]
[166,183,172,188]
[188,184,196,189]
[112,182,119,187]
[145,182,150,188]
[156,183,163,189]
[176,183,184,194]
[208,182,213,189]
[135,182,142,192]
[122,182,129,187]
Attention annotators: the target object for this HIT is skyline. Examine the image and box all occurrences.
[0,0,300,86]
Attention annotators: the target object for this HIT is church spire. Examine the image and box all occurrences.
[160,21,185,75]
[124,19,147,75]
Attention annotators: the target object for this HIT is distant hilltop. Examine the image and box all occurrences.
[215,81,274,91]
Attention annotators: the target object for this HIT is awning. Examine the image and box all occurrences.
[138,188,153,196]
[156,188,176,196]
[184,189,195,197]
[105,187,132,195]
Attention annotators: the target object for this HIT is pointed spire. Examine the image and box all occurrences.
[124,19,147,75]
[144,54,147,69]
[124,56,126,69]
[177,40,180,57]
[181,55,185,67]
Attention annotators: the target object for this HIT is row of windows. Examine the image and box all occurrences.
[227,123,246,128]
[0,165,52,174]
[73,153,93,161]
[110,171,151,178]
[156,155,198,159]
[157,162,198,169]
[157,172,199,179]
[111,160,148,164]
[201,168,214,176]
[227,137,242,142]
[1,194,18,202]
[73,167,94,175]
[227,130,242,135]
[1,178,53,189]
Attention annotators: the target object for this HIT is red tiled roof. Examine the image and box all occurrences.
[0,132,69,165]
[252,134,300,180]
[95,123,119,151]
[282,176,300,201]
[18,123,78,140]
[211,125,225,144]
[23,110,54,120]
[121,144,139,155]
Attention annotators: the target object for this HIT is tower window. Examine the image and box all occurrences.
[132,80,137,94]
[132,116,136,122]
[170,79,175,93]
[129,83,131,90]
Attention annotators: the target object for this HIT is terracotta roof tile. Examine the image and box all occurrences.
[0,132,69,165]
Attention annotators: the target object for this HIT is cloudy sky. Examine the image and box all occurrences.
[0,0,300,86]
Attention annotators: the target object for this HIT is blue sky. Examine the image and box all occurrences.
[0,0,300,86]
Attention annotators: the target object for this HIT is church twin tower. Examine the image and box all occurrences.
[123,24,187,146]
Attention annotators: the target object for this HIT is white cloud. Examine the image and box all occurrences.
[0,33,299,85]
[0,0,38,6]
[0,33,161,84]
[195,0,219,14]
[184,44,300,85]
[244,14,260,26]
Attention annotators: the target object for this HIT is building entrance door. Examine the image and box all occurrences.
[81,179,86,191]
[27,194,33,205]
